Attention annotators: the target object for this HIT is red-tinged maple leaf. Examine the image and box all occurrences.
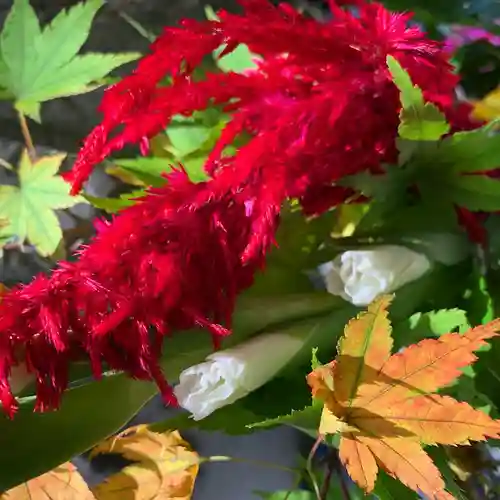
[307,295,500,500]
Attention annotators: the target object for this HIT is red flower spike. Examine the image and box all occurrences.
[0,0,470,416]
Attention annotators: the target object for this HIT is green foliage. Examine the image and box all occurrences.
[427,448,469,500]
[215,44,258,73]
[392,308,470,349]
[248,405,321,436]
[387,56,450,141]
[166,115,215,159]
[0,371,157,491]
[0,151,84,255]
[374,472,420,499]
[409,126,500,212]
[249,205,340,296]
[0,0,140,121]
[84,190,145,213]
[342,122,500,242]
[204,4,257,74]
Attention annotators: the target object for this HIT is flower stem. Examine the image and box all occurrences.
[17,111,36,162]
[307,436,324,500]
[319,452,335,500]
[332,452,351,500]
[117,11,156,42]
[203,455,300,475]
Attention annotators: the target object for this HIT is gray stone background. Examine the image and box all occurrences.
[0,0,325,497]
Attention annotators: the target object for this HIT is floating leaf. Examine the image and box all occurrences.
[0,150,84,255]
[307,298,500,499]
[1,462,94,499]
[0,0,139,121]
[91,425,199,500]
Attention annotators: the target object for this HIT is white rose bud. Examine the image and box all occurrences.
[174,333,304,420]
[318,245,431,306]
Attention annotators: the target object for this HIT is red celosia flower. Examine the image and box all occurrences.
[0,0,468,416]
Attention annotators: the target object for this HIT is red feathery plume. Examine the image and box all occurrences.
[0,0,466,416]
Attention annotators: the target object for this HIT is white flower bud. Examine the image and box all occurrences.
[318,245,431,306]
[174,333,304,420]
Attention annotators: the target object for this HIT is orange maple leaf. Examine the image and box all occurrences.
[307,295,500,500]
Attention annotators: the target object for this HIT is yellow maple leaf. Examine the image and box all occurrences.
[1,462,94,500]
[307,295,500,500]
[90,425,199,500]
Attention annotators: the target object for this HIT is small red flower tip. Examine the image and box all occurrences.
[0,0,470,416]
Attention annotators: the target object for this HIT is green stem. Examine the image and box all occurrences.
[17,111,36,161]
[307,436,324,500]
[117,11,156,42]
[202,455,300,475]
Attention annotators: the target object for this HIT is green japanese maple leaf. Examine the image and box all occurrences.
[0,0,140,121]
[387,56,450,141]
[0,150,84,256]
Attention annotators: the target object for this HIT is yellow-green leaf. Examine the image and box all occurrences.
[0,150,85,255]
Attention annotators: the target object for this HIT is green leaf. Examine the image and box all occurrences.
[214,43,258,73]
[0,372,157,491]
[0,0,41,91]
[386,56,449,141]
[151,403,259,435]
[445,175,500,211]
[374,471,419,499]
[0,150,84,255]
[311,348,321,370]
[408,126,500,213]
[166,116,213,157]
[181,153,210,182]
[204,4,220,21]
[426,448,469,500]
[16,53,140,115]
[248,205,340,296]
[203,4,258,74]
[392,309,469,349]
[113,157,172,187]
[248,405,321,436]
[462,269,495,326]
[29,0,104,81]
[439,125,500,174]
[0,0,139,120]
[83,190,144,213]
[340,165,410,200]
